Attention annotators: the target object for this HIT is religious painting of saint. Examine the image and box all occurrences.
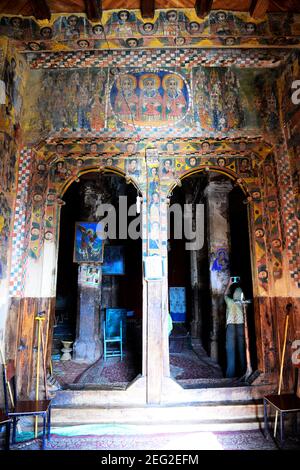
[110,70,189,127]
[74,222,104,263]
[162,74,187,121]
[126,158,140,177]
[112,74,138,122]
[138,73,163,123]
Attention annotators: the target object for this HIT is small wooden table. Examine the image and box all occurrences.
[264,393,300,446]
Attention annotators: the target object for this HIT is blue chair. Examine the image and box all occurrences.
[103,309,126,361]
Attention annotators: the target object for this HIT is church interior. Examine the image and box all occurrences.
[0,0,300,452]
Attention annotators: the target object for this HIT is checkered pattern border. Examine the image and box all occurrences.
[44,126,265,143]
[9,148,32,297]
[276,144,300,288]
[27,48,290,70]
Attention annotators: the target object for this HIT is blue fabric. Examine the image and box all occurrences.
[225,323,246,378]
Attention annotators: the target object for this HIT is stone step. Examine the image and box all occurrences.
[52,380,276,407]
[51,402,265,431]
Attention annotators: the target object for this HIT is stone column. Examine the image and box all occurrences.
[73,264,102,362]
[204,180,232,362]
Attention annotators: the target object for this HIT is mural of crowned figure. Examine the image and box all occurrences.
[110,70,190,127]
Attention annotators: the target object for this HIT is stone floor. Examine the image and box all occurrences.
[5,427,300,451]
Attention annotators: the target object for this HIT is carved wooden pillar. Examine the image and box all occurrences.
[185,191,202,343]
[73,264,102,362]
[204,180,232,362]
[144,150,169,403]
[73,181,103,362]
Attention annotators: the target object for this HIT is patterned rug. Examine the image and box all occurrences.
[74,355,139,385]
[170,354,223,380]
[10,430,300,451]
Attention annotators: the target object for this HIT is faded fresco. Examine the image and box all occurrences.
[22,65,279,142]
[0,40,26,285]
[0,10,299,51]
[110,70,189,126]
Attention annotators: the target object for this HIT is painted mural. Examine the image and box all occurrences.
[22,64,280,143]
[0,10,299,52]
[110,70,189,126]
[0,192,11,279]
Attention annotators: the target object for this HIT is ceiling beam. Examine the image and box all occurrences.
[249,0,269,19]
[84,0,102,22]
[195,0,213,19]
[141,0,155,19]
[30,0,51,21]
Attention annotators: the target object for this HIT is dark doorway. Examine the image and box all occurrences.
[52,171,143,389]
[168,171,256,388]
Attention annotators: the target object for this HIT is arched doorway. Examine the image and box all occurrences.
[167,169,256,388]
[52,170,143,389]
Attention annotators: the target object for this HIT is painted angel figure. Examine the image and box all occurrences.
[77,225,98,260]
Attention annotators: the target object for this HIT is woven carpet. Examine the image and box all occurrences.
[10,429,300,451]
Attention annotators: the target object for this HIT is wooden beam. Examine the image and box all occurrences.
[195,0,213,19]
[30,0,51,21]
[84,0,102,22]
[250,0,269,19]
[141,0,155,19]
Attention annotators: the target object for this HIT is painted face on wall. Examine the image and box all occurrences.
[92,25,104,35]
[56,144,64,154]
[120,77,135,92]
[118,10,129,22]
[164,160,172,170]
[272,239,281,248]
[189,22,200,33]
[11,17,22,29]
[189,157,197,167]
[201,142,210,152]
[174,37,185,46]
[128,160,137,172]
[143,23,154,33]
[166,10,177,23]
[246,23,256,34]
[89,143,98,153]
[44,231,53,241]
[166,143,174,153]
[255,228,265,238]
[268,199,277,209]
[240,159,250,171]
[166,77,179,91]
[225,37,236,46]
[106,158,113,166]
[78,40,89,49]
[216,12,227,23]
[258,269,268,280]
[40,27,52,39]
[217,158,226,167]
[126,38,138,48]
[126,143,136,154]
[252,191,261,199]
[28,42,41,51]
[67,16,78,27]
